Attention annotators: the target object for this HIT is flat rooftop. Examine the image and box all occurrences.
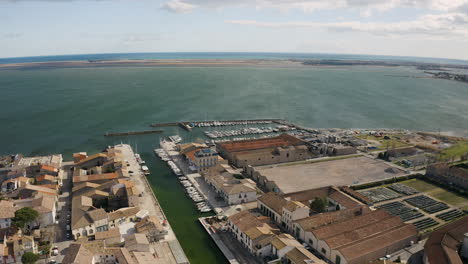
[255,156,406,194]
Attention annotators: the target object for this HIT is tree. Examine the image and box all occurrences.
[21,252,39,264]
[310,197,328,213]
[13,207,39,229]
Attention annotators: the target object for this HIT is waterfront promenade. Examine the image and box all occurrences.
[119,144,189,264]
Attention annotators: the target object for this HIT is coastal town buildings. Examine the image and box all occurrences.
[426,163,468,191]
[423,215,468,264]
[216,134,314,168]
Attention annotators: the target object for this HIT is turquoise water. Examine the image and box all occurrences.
[0,64,468,263]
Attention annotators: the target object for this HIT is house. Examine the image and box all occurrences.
[0,235,38,264]
[39,165,59,176]
[205,166,257,205]
[180,143,219,174]
[426,163,468,191]
[1,177,31,193]
[257,192,310,232]
[16,184,57,199]
[285,246,325,264]
[35,174,57,185]
[71,195,109,240]
[227,210,277,256]
[270,233,303,259]
[62,243,95,264]
[108,207,140,229]
[72,173,119,185]
[424,215,468,264]
[134,216,167,242]
[0,201,17,229]
[124,233,150,252]
[95,228,123,247]
[14,196,57,227]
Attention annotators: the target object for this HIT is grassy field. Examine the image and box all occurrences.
[356,134,411,150]
[439,140,468,160]
[401,179,467,206]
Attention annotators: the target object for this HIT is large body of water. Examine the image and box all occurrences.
[1,53,468,264]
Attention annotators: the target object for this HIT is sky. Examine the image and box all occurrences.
[1,0,468,60]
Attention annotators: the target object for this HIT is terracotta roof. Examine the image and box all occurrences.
[294,207,365,232]
[73,172,119,183]
[72,182,101,193]
[0,200,17,219]
[424,215,468,264]
[312,209,390,240]
[74,153,108,166]
[36,174,56,183]
[87,208,108,221]
[125,233,149,246]
[23,184,57,196]
[95,228,121,240]
[31,196,56,214]
[340,186,373,205]
[270,233,302,250]
[108,207,140,221]
[62,243,94,264]
[325,215,404,249]
[40,165,58,172]
[328,188,362,209]
[218,134,304,153]
[228,210,267,232]
[337,224,417,262]
[258,192,287,214]
[285,247,326,264]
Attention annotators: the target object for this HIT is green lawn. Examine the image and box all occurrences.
[401,179,468,207]
[439,140,468,160]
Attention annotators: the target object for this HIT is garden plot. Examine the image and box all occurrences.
[404,195,449,214]
[378,202,424,222]
[360,187,402,203]
[388,183,419,196]
[436,209,466,222]
[412,218,438,230]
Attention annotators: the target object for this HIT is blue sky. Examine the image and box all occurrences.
[1,0,468,59]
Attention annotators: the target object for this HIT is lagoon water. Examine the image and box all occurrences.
[1,55,468,263]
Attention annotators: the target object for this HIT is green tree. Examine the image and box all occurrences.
[310,197,328,213]
[13,207,39,229]
[21,252,39,264]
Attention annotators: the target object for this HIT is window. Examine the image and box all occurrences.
[309,239,313,245]
[321,248,326,254]
[336,255,341,264]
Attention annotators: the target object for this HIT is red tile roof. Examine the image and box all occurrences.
[218,134,304,153]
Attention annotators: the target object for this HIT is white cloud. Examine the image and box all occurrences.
[160,0,468,13]
[226,13,468,37]
[161,0,196,13]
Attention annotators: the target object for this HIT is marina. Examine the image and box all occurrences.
[103,129,164,136]
[154,136,213,213]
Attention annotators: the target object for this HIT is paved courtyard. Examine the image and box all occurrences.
[254,156,407,194]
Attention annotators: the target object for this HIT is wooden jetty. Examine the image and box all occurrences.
[104,130,163,137]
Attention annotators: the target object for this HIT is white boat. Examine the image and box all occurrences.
[141,165,150,176]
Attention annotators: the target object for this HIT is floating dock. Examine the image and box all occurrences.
[104,130,163,137]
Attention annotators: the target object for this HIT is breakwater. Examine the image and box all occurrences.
[104,130,164,136]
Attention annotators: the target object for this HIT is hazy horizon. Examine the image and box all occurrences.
[2,0,468,60]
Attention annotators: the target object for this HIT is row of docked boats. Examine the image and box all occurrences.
[167,160,182,176]
[135,153,150,176]
[204,127,277,139]
[185,186,211,212]
[194,120,272,128]
[154,148,170,161]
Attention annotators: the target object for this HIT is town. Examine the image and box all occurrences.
[0,119,467,264]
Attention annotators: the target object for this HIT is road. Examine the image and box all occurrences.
[51,162,74,263]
